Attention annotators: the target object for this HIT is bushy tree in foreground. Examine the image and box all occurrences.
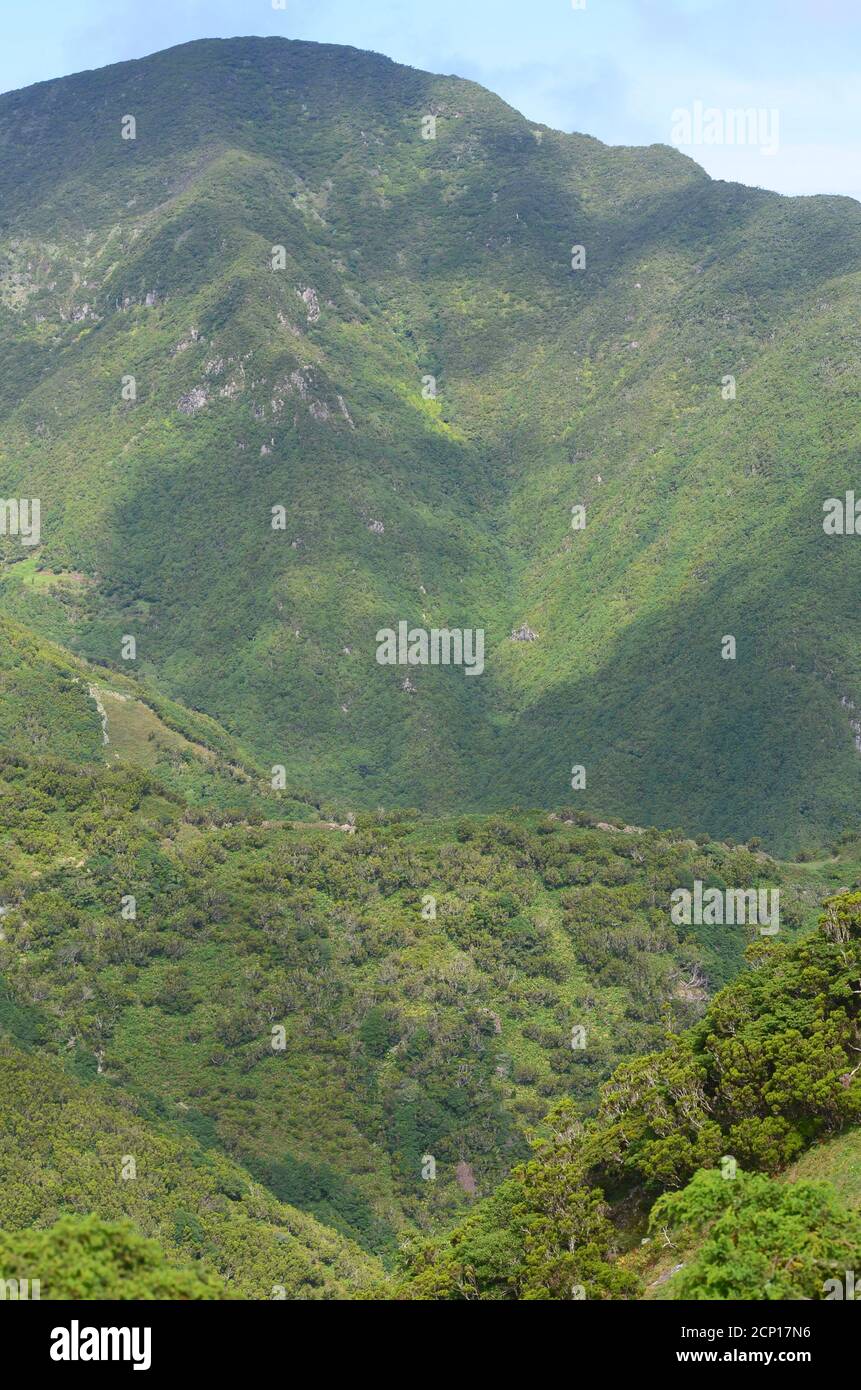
[649,1168,861,1300]
[0,1215,231,1300]
[400,895,861,1299]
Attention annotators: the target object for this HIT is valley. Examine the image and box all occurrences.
[0,33,860,1306]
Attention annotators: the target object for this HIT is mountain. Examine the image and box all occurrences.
[1,37,861,851]
[0,613,321,815]
[4,727,859,1297]
[2,33,861,1307]
[0,1037,386,1298]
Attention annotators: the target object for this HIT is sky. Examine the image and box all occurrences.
[1,0,859,202]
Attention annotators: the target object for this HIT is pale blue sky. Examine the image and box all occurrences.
[2,0,859,201]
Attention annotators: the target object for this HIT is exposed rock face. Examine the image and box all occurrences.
[173,329,201,355]
[456,1160,477,1196]
[510,624,538,642]
[269,367,345,425]
[87,685,110,745]
[299,286,321,324]
[177,387,208,415]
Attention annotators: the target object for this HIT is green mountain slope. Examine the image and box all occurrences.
[782,1126,861,1208]
[3,739,832,1256]
[0,1037,386,1298]
[0,612,318,815]
[398,890,861,1299]
[1,37,860,849]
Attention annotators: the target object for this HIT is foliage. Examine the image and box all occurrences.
[0,1040,386,1300]
[649,1169,861,1300]
[400,893,861,1298]
[0,1214,231,1300]
[400,1100,638,1300]
[0,749,805,1251]
[1,38,860,849]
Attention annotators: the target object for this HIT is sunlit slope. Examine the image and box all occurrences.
[1,38,860,846]
[0,615,316,815]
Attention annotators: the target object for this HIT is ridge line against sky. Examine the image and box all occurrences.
[1,0,860,203]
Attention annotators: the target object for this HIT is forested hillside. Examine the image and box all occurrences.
[2,718,860,1296]
[398,892,861,1299]
[1,35,861,1304]
[0,1040,385,1298]
[1,745,803,1254]
[1,38,861,848]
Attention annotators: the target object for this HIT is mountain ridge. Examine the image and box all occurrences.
[2,35,861,850]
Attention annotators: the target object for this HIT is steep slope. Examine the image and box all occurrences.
[398,891,861,1299]
[0,1038,385,1298]
[782,1126,861,1207]
[2,742,828,1254]
[1,37,861,848]
[0,613,318,815]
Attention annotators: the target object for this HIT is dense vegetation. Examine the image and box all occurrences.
[1,38,861,849]
[2,35,861,1302]
[397,893,861,1298]
[0,614,319,816]
[1,741,805,1253]
[0,1215,232,1300]
[647,1170,861,1301]
[0,1039,385,1298]
[2,714,860,1297]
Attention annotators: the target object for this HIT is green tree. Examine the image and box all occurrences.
[650,1168,861,1300]
[0,1215,231,1300]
